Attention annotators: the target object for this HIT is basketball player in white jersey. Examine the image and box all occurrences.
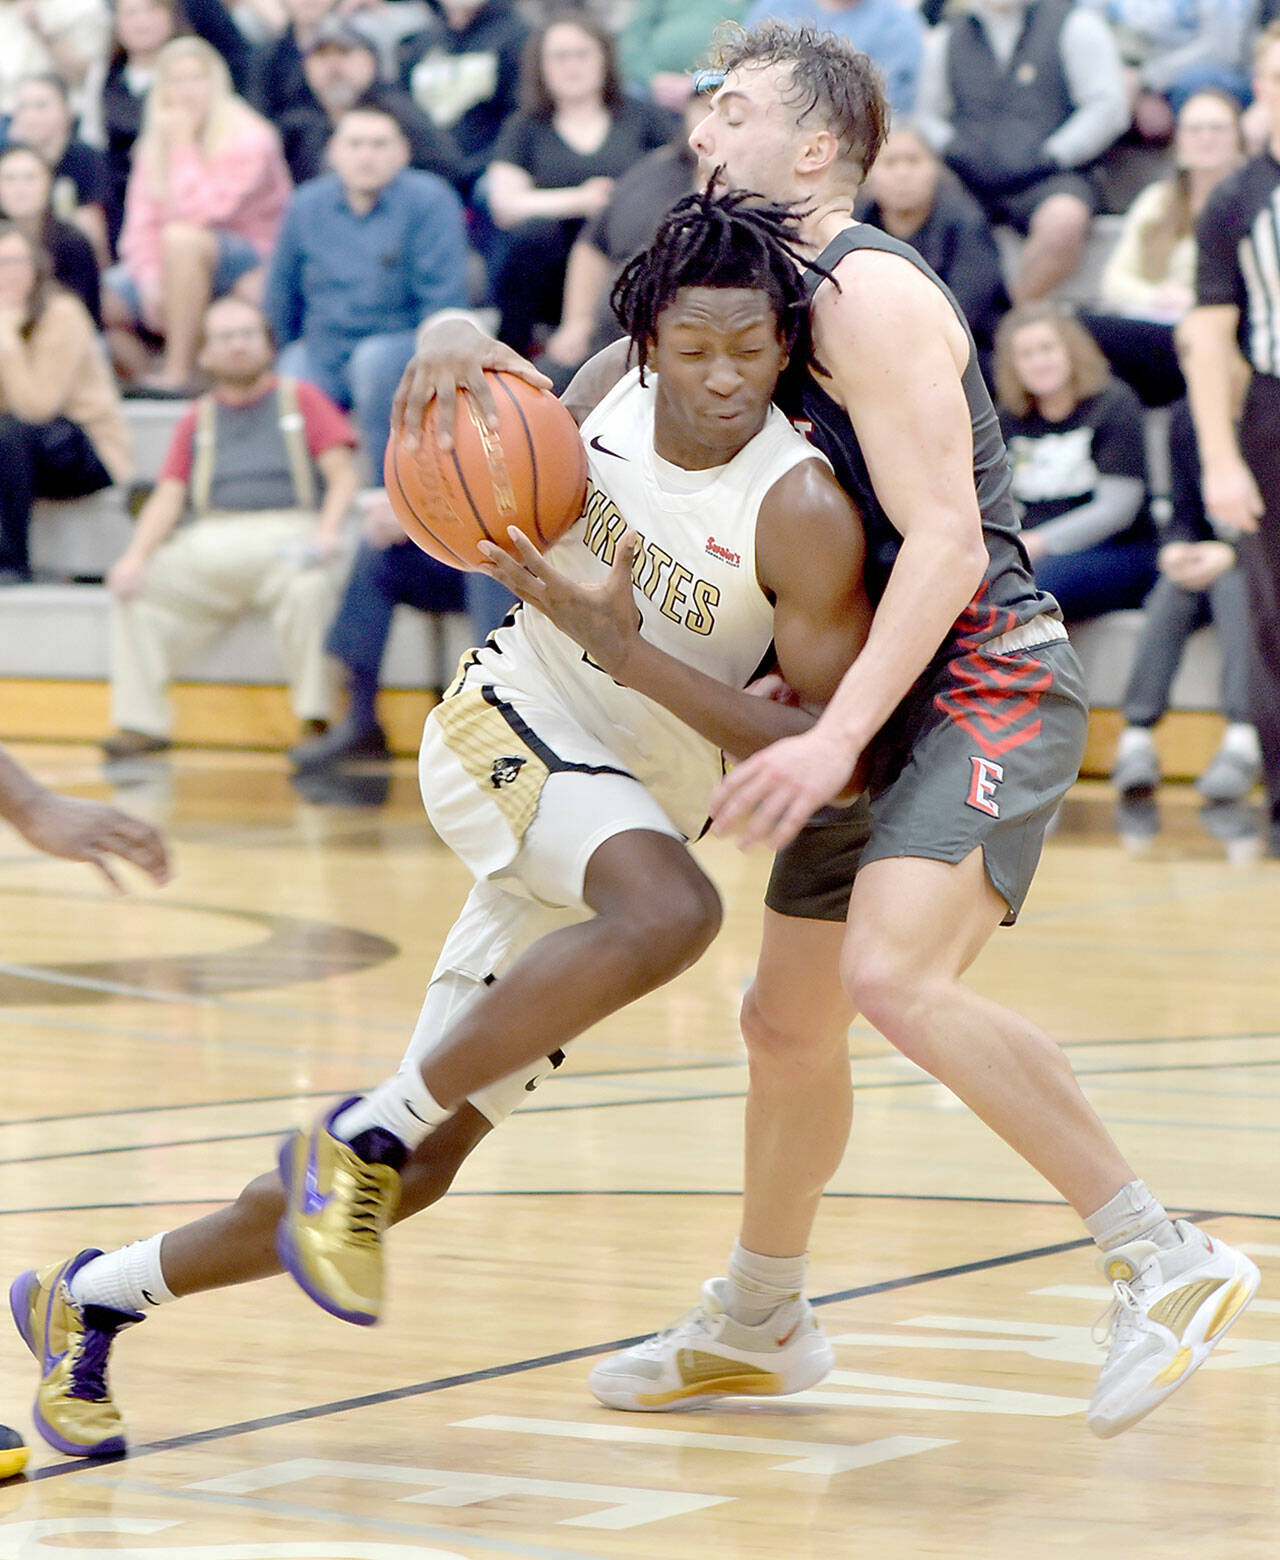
[8,190,872,1459]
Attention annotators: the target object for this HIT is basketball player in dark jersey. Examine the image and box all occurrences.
[396,23,1259,1438]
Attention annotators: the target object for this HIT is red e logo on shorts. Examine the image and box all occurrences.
[966,755,1005,817]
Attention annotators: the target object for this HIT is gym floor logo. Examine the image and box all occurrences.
[490,755,527,788]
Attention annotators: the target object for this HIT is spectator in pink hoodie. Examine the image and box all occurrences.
[105,36,291,393]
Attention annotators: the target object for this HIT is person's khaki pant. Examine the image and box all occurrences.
[109,510,344,738]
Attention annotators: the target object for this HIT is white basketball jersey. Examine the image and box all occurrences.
[468,368,828,838]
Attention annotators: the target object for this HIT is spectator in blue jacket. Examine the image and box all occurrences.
[263,102,471,472]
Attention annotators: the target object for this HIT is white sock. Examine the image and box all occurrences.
[1221,722,1261,761]
[1117,726,1156,757]
[725,1241,808,1326]
[332,1066,451,1150]
[1084,1180,1179,1253]
[69,1233,175,1313]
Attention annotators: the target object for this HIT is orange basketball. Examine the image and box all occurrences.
[385,371,588,571]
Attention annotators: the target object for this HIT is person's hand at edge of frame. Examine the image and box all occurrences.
[15,791,170,894]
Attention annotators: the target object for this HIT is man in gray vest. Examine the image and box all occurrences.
[914,0,1129,301]
[102,297,360,761]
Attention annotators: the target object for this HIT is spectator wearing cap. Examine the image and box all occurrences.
[279,20,466,189]
[251,0,342,124]
[6,72,110,263]
[264,102,470,473]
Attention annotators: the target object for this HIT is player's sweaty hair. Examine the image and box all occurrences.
[710,21,889,188]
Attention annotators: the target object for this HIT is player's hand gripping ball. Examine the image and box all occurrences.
[385,371,588,570]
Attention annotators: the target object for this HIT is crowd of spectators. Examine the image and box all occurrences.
[0,0,1275,812]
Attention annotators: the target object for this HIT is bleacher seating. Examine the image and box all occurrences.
[0,220,1225,751]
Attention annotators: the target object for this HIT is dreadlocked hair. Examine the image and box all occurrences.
[610,183,835,389]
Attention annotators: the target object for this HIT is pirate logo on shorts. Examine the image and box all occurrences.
[490,755,527,789]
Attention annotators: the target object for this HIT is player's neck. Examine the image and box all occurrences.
[796,198,858,255]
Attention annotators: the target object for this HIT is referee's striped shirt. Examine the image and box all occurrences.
[1197,151,1280,375]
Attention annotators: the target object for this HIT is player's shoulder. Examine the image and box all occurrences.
[760,453,858,530]
[817,239,951,326]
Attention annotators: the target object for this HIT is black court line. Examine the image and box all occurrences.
[7,1049,1280,1170]
[23,1207,1269,1484]
[4,1033,1279,1134]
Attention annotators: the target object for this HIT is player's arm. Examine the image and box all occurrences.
[803,254,988,756]
[478,461,868,760]
[1180,303,1263,534]
[711,255,989,846]
[0,743,170,891]
[560,339,632,427]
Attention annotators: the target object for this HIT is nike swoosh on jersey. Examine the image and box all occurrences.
[589,434,628,460]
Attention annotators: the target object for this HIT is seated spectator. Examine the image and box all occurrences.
[618,0,750,113]
[278,18,465,189]
[289,489,468,771]
[1111,398,1261,801]
[102,296,357,760]
[106,36,292,394]
[0,0,111,115]
[80,0,251,251]
[995,301,1158,621]
[1082,0,1255,146]
[915,0,1130,301]
[80,0,188,252]
[858,121,1008,370]
[742,0,924,116]
[486,11,671,357]
[264,104,470,470]
[398,0,529,193]
[539,94,701,389]
[7,73,109,262]
[0,223,130,584]
[250,0,339,124]
[1084,88,1245,406]
[0,144,102,326]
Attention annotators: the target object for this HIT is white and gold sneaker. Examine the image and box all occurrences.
[588,1278,833,1412]
[1088,1220,1259,1438]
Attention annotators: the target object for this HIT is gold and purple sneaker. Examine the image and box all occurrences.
[9,1249,142,1459]
[276,1097,405,1326]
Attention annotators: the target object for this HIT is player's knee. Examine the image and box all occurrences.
[740,983,837,1072]
[841,943,923,1049]
[616,871,722,981]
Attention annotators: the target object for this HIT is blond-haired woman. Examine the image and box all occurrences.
[996,302,1157,622]
[0,224,131,582]
[1084,88,1245,405]
[105,36,290,392]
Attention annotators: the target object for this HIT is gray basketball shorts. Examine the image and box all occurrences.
[766,623,1087,927]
